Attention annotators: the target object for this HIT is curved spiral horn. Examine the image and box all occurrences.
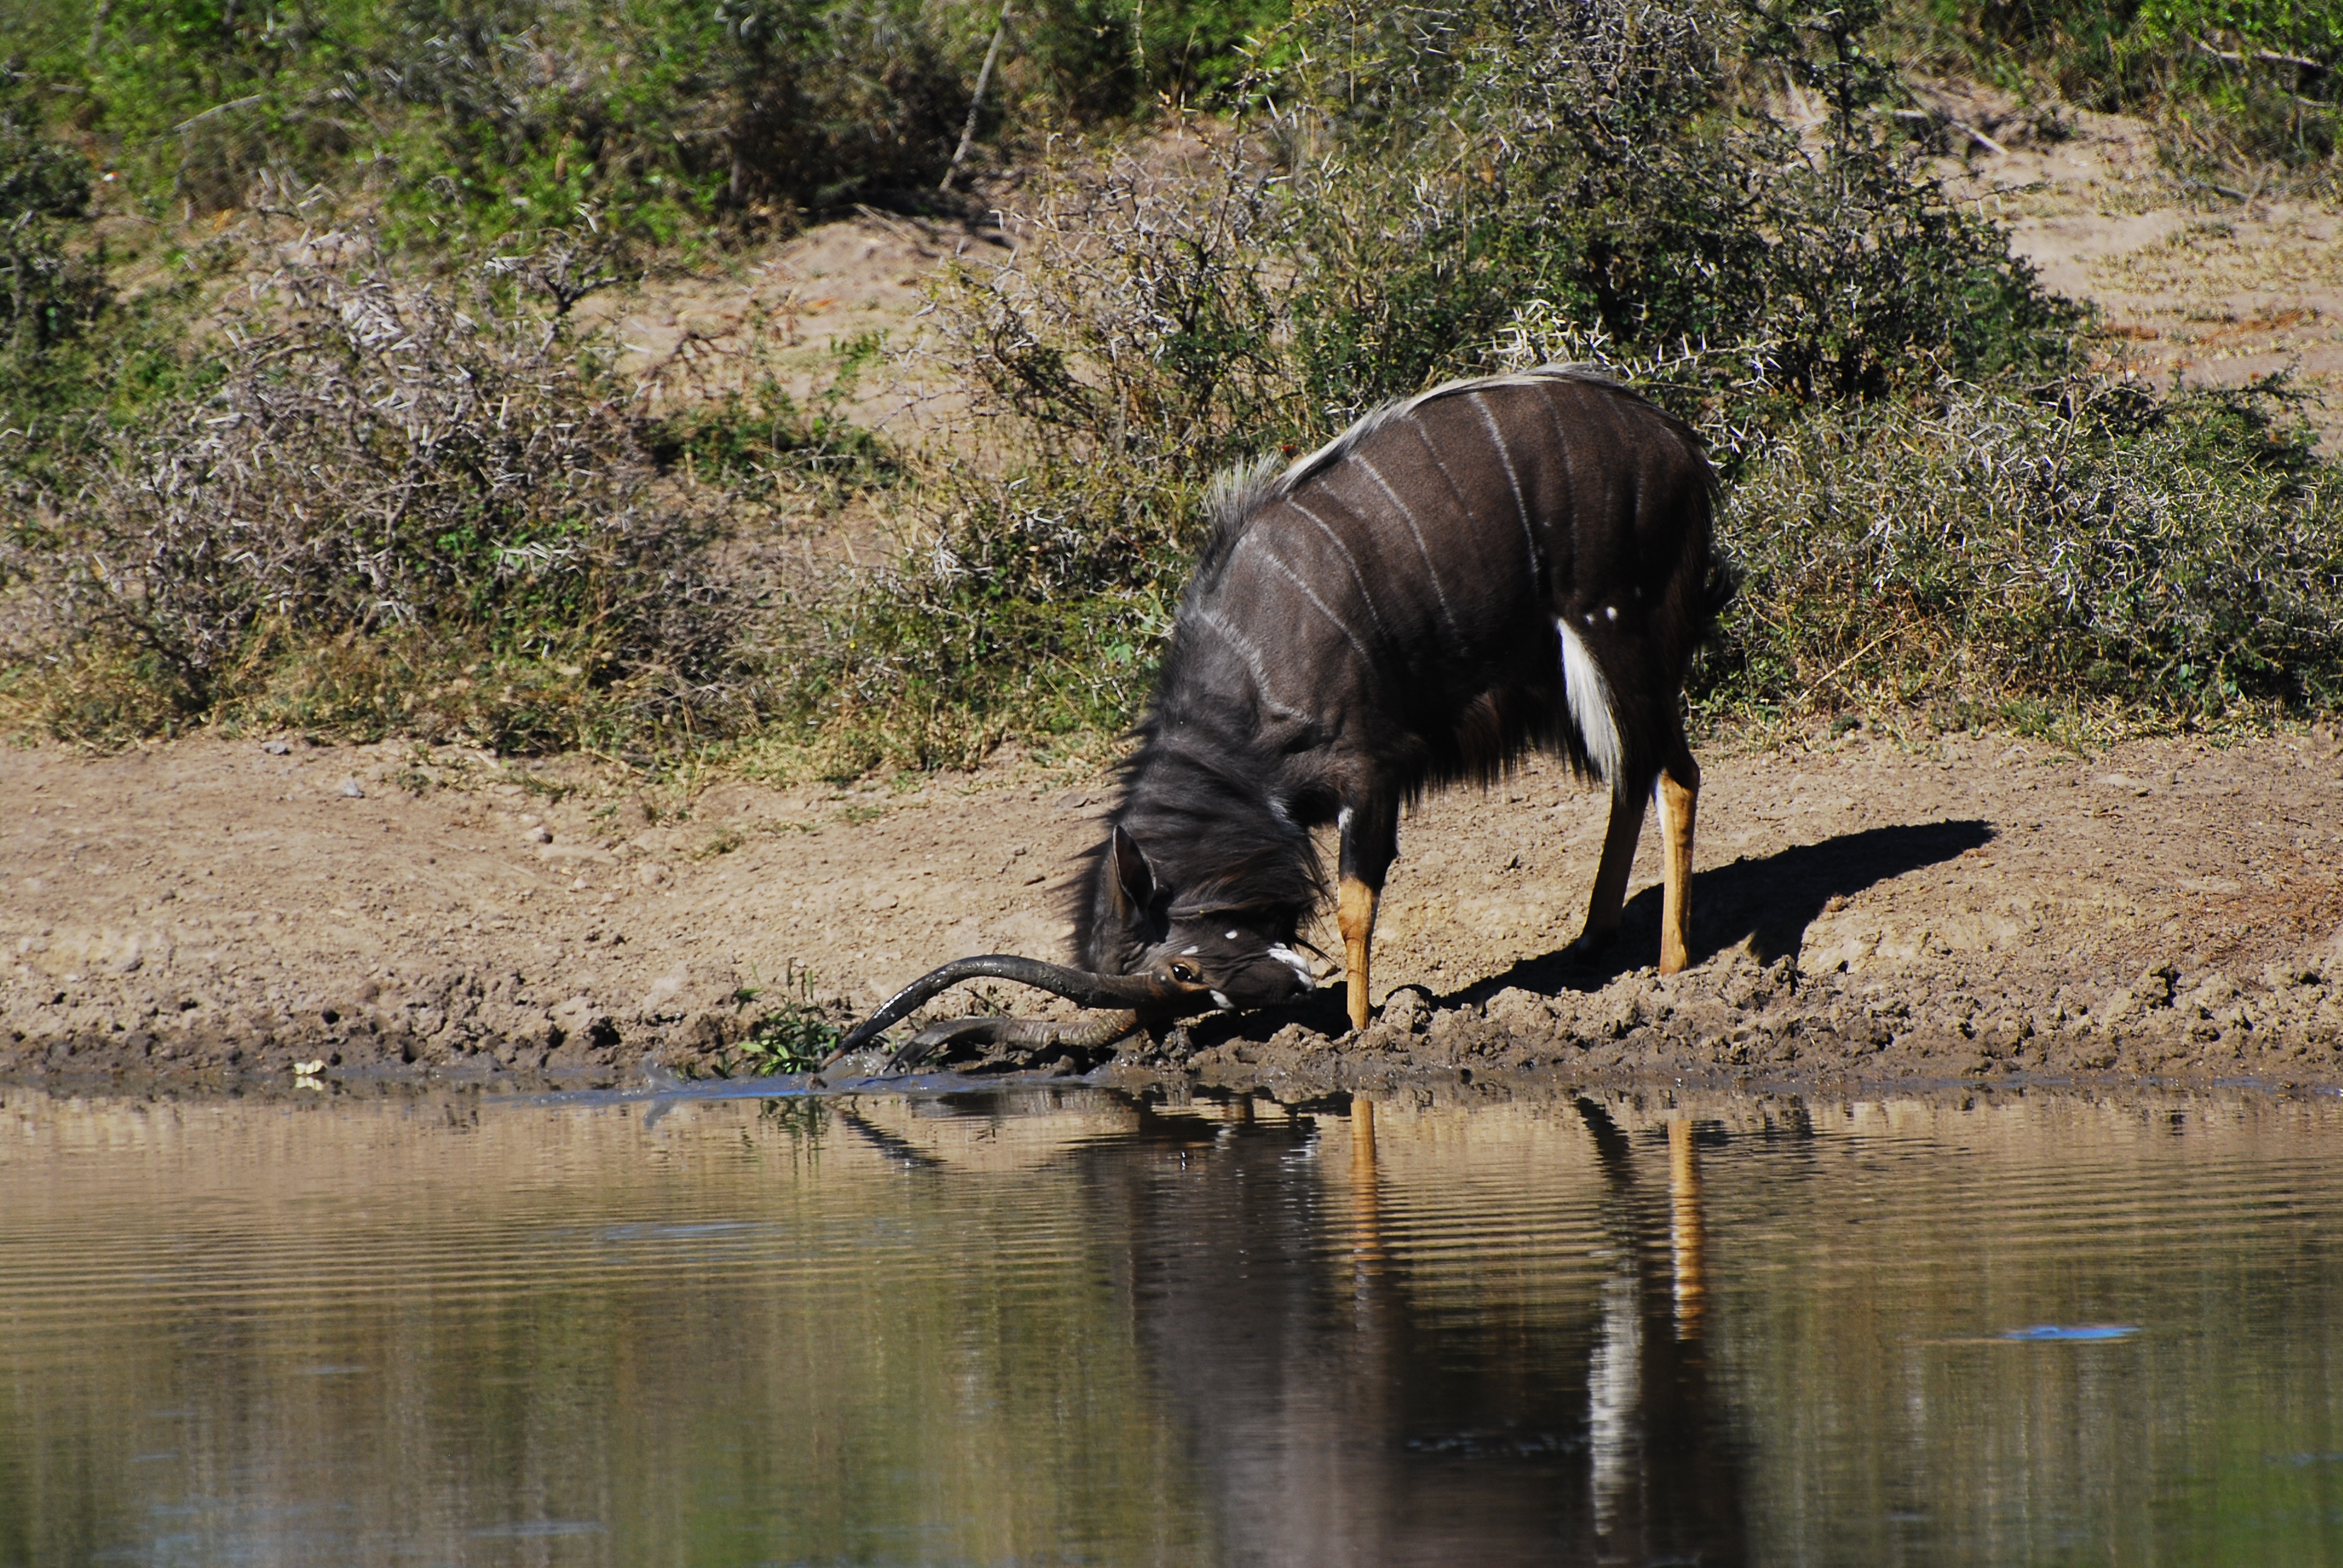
[821,955,1213,1069]
[886,1009,1143,1073]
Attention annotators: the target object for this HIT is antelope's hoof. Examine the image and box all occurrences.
[1568,929,1619,961]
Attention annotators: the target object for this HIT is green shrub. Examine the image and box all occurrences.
[0,74,103,361]
[0,73,217,586]
[0,0,1290,245]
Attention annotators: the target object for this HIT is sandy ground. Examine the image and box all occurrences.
[5,724,2341,1091]
[1922,82,2343,452]
[9,103,2341,1094]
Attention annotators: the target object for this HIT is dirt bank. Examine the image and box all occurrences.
[7,104,2341,1098]
[4,724,2341,1093]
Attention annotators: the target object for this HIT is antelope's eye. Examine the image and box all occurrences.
[1170,962,1199,983]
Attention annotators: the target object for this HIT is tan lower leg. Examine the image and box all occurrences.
[1658,760,1699,975]
[1339,875,1379,1032]
[1578,786,1650,947]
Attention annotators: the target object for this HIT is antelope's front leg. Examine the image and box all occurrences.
[1338,803,1398,1034]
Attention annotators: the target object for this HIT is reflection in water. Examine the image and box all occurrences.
[1082,1090,1746,1564]
[1671,1118,1706,1340]
[8,1086,2343,1565]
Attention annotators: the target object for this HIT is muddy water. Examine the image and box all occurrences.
[5,1084,2342,1566]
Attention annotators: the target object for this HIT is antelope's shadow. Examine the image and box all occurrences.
[1471,816,1996,1002]
[1199,818,1993,1040]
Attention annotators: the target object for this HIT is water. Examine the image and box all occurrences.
[5,1082,2343,1566]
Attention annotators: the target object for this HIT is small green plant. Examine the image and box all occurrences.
[638,327,899,508]
[692,828,747,860]
[718,964,843,1076]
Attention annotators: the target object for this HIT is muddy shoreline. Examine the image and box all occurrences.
[6,725,2341,1095]
[9,932,2343,1100]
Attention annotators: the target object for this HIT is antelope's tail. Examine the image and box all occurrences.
[1557,618,1625,797]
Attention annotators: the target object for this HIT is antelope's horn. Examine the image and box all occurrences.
[821,955,1211,1068]
[886,1009,1142,1073]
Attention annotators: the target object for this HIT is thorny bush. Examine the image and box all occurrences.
[10,241,756,751]
[1711,373,2343,723]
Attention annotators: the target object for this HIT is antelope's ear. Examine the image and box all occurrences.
[1109,825,1156,920]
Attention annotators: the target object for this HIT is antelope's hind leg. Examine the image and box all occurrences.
[1574,782,1651,958]
[1657,753,1699,976]
[1339,803,1398,1034]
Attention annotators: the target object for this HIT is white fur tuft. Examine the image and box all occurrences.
[1558,619,1624,795]
[1266,944,1317,986]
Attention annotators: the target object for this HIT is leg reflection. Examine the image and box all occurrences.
[1093,1094,1746,1564]
[1577,1097,1745,1565]
[1670,1117,1706,1341]
[1350,1096,1382,1293]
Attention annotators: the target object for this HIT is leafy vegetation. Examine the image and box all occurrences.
[1902,0,2341,185]
[0,0,2337,770]
[1,0,1286,245]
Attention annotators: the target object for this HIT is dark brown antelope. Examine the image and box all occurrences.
[830,364,1727,1069]
[1076,364,1728,1033]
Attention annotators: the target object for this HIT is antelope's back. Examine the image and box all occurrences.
[1182,369,1714,750]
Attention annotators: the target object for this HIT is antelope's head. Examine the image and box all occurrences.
[1081,825,1319,1010]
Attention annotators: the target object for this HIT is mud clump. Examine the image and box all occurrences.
[1162,948,2343,1096]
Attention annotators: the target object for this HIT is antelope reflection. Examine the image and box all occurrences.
[1083,1093,1746,1566]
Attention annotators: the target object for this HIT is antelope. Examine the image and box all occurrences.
[831,365,1728,1068]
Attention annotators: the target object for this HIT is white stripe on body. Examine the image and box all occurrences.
[1194,606,1311,722]
[1288,500,1392,645]
[1404,416,1490,554]
[1355,456,1465,646]
[1233,535,1374,668]
[1467,391,1543,579]
[1558,618,1625,795]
